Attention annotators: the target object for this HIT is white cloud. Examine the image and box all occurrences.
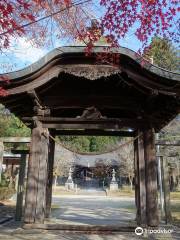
[9,37,47,64]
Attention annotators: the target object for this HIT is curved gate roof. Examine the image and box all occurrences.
[0,46,179,132]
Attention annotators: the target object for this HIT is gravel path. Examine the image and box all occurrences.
[51,195,135,226]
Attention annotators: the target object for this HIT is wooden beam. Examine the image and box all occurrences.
[22,116,150,129]
[23,116,147,123]
[144,128,159,227]
[0,137,31,143]
[12,150,30,154]
[42,96,142,111]
[42,123,130,130]
[28,90,42,108]
[155,140,180,146]
[3,157,20,165]
[55,129,134,137]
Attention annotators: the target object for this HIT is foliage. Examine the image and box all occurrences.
[0,105,30,150]
[170,198,180,225]
[159,116,180,190]
[82,0,179,52]
[0,1,179,52]
[93,159,111,179]
[0,105,30,137]
[0,172,9,187]
[0,187,15,201]
[117,142,134,189]
[0,1,36,49]
[0,0,89,50]
[59,135,121,153]
[145,37,179,71]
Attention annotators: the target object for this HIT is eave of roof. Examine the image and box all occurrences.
[0,46,179,82]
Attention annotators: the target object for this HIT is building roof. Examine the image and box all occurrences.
[0,46,179,132]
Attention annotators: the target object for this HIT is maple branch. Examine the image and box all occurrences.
[0,0,92,37]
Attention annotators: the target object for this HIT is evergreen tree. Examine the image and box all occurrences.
[0,105,30,137]
[145,37,179,72]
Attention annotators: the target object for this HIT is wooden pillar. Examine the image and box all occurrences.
[134,131,146,225]
[15,153,27,221]
[144,128,159,226]
[46,132,55,218]
[134,134,140,223]
[24,121,49,224]
[162,156,172,223]
[0,141,4,183]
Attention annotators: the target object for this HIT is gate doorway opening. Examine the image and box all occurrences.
[50,136,136,227]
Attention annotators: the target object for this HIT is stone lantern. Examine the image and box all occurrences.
[110,169,118,191]
[65,167,74,190]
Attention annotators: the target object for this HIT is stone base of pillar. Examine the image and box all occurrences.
[65,180,74,190]
[110,182,118,191]
[110,169,118,191]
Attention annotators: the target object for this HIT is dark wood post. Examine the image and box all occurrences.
[144,128,159,226]
[134,135,140,223]
[161,156,172,223]
[134,131,146,225]
[15,153,27,221]
[0,141,4,183]
[46,132,55,218]
[24,120,49,224]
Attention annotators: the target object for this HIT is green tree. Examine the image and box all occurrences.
[59,135,122,153]
[0,104,30,137]
[89,137,97,152]
[59,136,90,152]
[145,37,179,72]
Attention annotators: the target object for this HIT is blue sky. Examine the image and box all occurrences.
[0,34,143,74]
[0,0,178,74]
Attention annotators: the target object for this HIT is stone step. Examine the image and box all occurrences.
[24,223,136,232]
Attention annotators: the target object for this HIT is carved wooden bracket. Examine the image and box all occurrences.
[28,90,50,116]
[33,106,50,116]
[78,106,106,119]
[62,65,121,80]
